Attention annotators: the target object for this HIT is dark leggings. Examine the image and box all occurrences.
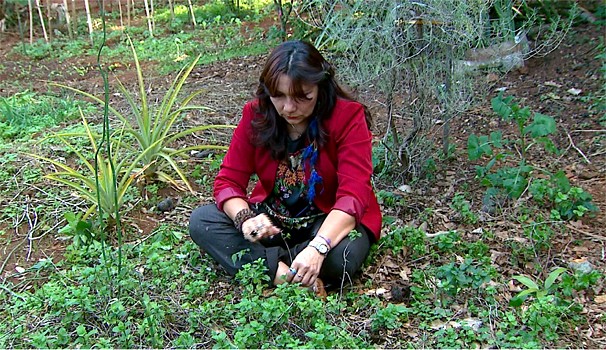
[189,203,371,289]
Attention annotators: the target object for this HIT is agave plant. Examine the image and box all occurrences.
[51,38,233,193]
[29,113,138,224]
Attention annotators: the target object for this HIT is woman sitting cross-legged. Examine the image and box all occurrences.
[189,40,382,294]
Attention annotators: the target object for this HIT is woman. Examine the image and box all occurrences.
[189,40,381,293]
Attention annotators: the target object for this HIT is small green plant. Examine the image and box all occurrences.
[58,211,95,247]
[432,230,460,253]
[509,267,568,307]
[370,303,409,331]
[560,269,602,296]
[348,229,362,240]
[507,267,588,344]
[376,189,405,207]
[436,258,495,299]
[468,94,558,199]
[376,226,427,258]
[234,258,271,294]
[529,171,598,220]
[468,94,596,220]
[29,113,138,225]
[450,192,479,225]
[521,294,582,343]
[522,221,555,253]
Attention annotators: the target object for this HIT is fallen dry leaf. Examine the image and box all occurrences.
[365,288,388,296]
[399,267,410,281]
[595,295,606,304]
[567,88,582,95]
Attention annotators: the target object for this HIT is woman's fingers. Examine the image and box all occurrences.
[241,214,281,241]
[290,247,324,286]
[292,270,317,287]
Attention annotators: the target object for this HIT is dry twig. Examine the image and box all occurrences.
[566,224,605,241]
[566,131,591,164]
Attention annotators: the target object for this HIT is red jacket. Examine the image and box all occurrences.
[214,98,382,241]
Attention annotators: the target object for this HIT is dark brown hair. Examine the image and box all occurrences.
[252,40,371,160]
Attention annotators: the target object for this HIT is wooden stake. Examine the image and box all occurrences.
[34,0,48,42]
[150,0,155,32]
[143,0,153,37]
[46,0,53,41]
[127,0,131,28]
[63,0,73,39]
[168,0,175,27]
[28,0,33,44]
[83,0,93,45]
[117,0,124,28]
[187,0,197,27]
[71,0,77,36]
[16,2,27,52]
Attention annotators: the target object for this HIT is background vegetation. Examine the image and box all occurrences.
[0,0,604,348]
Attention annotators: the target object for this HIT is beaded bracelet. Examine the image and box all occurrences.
[233,208,256,232]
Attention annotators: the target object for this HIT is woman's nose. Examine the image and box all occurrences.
[283,97,297,113]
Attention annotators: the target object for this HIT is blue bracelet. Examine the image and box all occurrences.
[317,234,332,248]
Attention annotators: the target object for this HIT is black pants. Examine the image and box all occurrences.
[189,203,371,289]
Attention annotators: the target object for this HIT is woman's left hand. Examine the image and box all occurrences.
[290,246,325,287]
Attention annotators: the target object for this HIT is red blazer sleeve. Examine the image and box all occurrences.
[329,100,374,223]
[213,102,257,210]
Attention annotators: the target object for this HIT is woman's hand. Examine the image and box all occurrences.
[290,246,325,287]
[241,213,281,242]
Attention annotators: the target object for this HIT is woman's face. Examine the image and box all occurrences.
[269,74,318,128]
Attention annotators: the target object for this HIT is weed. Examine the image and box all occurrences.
[560,270,602,296]
[450,192,479,225]
[376,189,405,207]
[370,303,409,331]
[436,258,495,299]
[0,91,95,140]
[234,258,271,294]
[374,226,427,258]
[57,211,95,248]
[434,324,491,348]
[510,267,568,306]
[432,230,460,253]
[529,171,598,220]
[348,229,362,240]
[468,94,597,220]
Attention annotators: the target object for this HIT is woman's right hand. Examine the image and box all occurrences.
[241,213,281,242]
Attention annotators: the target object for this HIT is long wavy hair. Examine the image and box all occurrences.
[252,40,372,160]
